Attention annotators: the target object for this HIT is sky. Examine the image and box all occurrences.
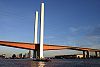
[0,0,100,57]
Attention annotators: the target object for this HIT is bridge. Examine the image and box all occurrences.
[0,41,100,51]
[0,2,100,59]
[0,40,100,58]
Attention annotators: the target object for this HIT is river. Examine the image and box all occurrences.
[0,59,100,67]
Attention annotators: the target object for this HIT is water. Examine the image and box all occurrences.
[0,59,100,67]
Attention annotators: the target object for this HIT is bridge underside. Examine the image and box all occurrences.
[0,41,100,52]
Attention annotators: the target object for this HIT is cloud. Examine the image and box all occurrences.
[86,25,100,41]
[44,25,100,49]
[68,26,92,36]
[77,25,100,49]
[69,27,79,33]
[88,25,100,36]
[45,35,55,39]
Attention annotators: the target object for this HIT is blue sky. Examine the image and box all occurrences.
[0,0,100,57]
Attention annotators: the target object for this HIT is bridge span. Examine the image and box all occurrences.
[0,40,100,51]
[0,40,100,58]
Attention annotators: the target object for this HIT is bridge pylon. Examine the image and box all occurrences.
[33,3,44,59]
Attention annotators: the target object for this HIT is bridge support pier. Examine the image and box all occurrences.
[33,50,40,58]
[33,44,40,58]
[33,50,37,58]
[86,51,89,58]
[95,51,98,58]
[83,51,86,58]
[99,52,100,57]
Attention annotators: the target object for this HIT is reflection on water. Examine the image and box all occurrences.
[0,59,100,67]
[31,59,100,67]
[31,61,46,67]
[38,62,45,67]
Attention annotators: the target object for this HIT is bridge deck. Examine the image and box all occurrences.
[0,41,100,52]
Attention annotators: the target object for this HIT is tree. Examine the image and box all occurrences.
[12,54,16,59]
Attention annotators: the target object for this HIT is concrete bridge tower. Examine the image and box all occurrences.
[33,2,44,59]
[33,11,38,58]
[40,2,44,58]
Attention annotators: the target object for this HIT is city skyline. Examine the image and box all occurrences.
[0,0,100,57]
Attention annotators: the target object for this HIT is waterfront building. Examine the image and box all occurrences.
[0,54,6,59]
[55,54,84,59]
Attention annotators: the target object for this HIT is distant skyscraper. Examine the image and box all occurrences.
[19,53,22,58]
[28,50,31,58]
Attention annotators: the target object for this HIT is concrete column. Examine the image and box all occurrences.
[99,52,100,57]
[83,51,85,58]
[40,3,44,59]
[33,50,37,58]
[35,44,40,58]
[34,11,38,44]
[86,51,89,58]
[95,51,98,58]
[33,11,38,58]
